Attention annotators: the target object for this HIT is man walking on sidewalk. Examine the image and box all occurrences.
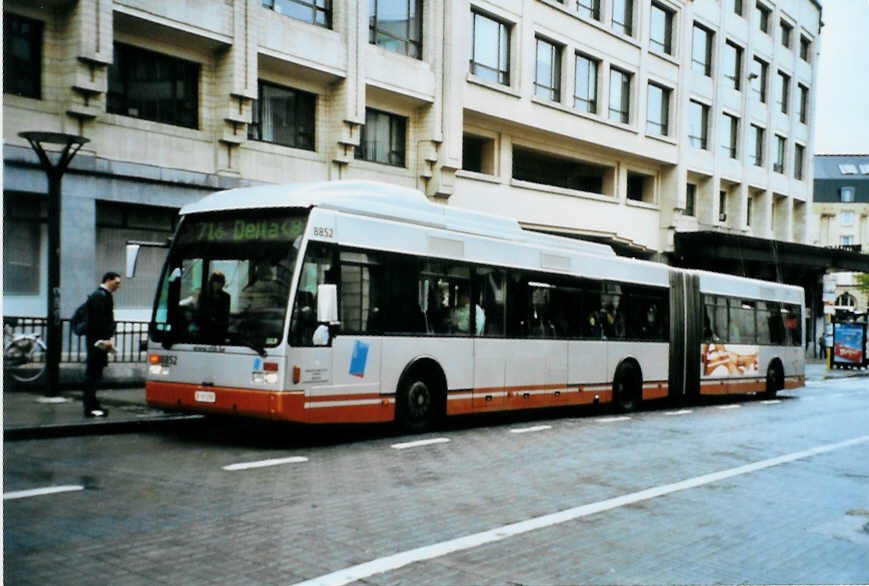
[83,272,121,417]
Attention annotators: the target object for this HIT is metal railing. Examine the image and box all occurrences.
[3,316,149,363]
[830,244,863,253]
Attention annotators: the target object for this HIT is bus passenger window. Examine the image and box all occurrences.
[340,251,383,334]
[474,267,505,336]
[601,284,625,339]
[783,304,801,346]
[581,285,602,339]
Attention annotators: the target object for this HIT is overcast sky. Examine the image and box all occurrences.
[813,0,869,154]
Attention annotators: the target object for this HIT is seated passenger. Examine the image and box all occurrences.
[450,293,485,335]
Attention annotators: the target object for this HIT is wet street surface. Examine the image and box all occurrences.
[5,377,869,585]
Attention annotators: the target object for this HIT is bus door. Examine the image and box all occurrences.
[290,244,384,422]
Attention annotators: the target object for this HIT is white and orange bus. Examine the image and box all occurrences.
[135,180,804,431]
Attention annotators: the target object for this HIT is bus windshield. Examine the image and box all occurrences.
[151,210,308,351]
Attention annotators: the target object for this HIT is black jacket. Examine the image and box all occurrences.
[86,287,115,342]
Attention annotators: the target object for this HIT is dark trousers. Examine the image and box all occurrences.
[83,345,107,412]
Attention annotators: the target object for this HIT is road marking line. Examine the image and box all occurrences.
[761,400,782,405]
[291,434,869,586]
[664,410,692,416]
[3,485,84,500]
[717,404,741,410]
[222,456,308,471]
[390,438,450,450]
[595,416,631,423]
[510,425,552,434]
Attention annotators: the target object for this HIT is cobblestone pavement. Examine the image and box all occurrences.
[4,376,869,585]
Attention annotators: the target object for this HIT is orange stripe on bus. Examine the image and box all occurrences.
[700,378,766,395]
[146,381,394,424]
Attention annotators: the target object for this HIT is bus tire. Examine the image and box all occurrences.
[613,361,641,413]
[396,369,442,434]
[765,360,783,399]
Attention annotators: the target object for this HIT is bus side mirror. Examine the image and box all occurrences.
[126,244,141,278]
[317,284,339,325]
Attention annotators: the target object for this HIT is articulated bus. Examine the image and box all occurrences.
[138,180,804,431]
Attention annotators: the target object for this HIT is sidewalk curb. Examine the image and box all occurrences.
[4,414,204,441]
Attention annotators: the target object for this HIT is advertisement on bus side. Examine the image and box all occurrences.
[832,322,865,365]
[701,344,759,378]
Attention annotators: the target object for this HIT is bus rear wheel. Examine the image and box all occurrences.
[613,362,641,413]
[764,362,783,399]
[396,376,437,433]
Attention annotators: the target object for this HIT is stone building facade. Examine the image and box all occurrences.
[3,0,823,321]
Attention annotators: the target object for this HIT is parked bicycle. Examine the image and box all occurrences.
[4,320,47,383]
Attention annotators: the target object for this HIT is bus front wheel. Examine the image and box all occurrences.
[396,376,437,433]
[613,362,641,413]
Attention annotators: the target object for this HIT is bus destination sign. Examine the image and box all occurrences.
[180,216,304,245]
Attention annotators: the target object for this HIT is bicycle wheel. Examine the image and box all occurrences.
[5,337,47,383]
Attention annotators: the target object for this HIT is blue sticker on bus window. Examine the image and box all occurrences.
[349,341,369,378]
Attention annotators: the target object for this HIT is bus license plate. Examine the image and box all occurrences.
[195,390,216,403]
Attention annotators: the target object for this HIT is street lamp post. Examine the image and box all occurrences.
[19,131,89,397]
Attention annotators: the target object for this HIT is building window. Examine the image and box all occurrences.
[685,183,696,216]
[800,35,811,62]
[755,2,770,33]
[357,108,406,167]
[839,164,858,175]
[777,71,790,114]
[688,100,709,149]
[729,0,743,16]
[262,0,331,28]
[798,84,808,123]
[840,186,855,202]
[3,195,45,295]
[3,13,42,99]
[841,211,855,226]
[793,144,805,180]
[719,190,728,222]
[535,38,561,102]
[840,235,854,246]
[646,83,670,137]
[107,43,199,129]
[627,172,654,203]
[609,68,631,124]
[612,0,633,36]
[723,41,743,91]
[692,23,712,76]
[97,202,177,310]
[462,134,495,174]
[369,0,422,59]
[574,53,598,113]
[747,196,753,226]
[649,2,674,55]
[780,20,792,48]
[248,81,315,150]
[721,113,738,159]
[513,146,610,194]
[750,57,768,103]
[575,0,600,21]
[750,124,764,167]
[836,292,857,307]
[469,10,510,86]
[774,135,786,173]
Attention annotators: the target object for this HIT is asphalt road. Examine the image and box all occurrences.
[5,377,869,585]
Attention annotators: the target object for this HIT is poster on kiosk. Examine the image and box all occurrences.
[832,322,866,366]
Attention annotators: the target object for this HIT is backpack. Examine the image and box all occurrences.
[72,299,89,336]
